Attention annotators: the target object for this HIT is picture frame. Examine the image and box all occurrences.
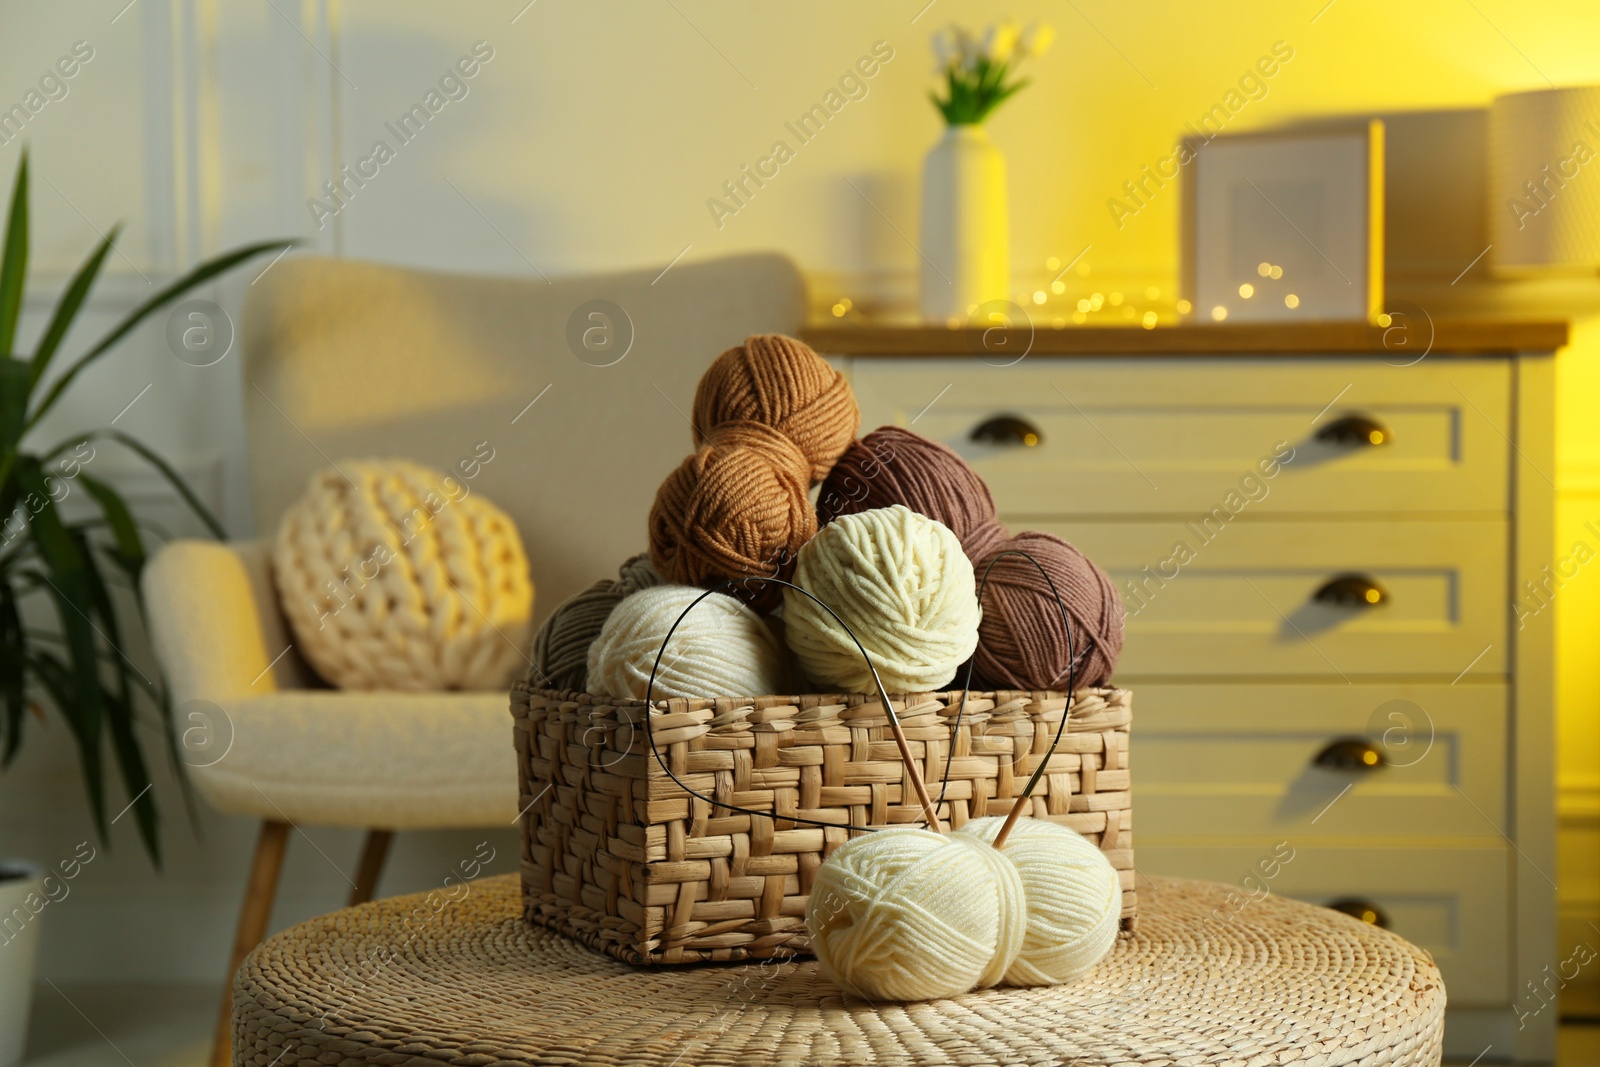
[1181,121,1384,323]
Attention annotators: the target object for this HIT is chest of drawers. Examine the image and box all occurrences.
[806,321,1564,1063]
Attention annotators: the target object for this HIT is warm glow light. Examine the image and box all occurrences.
[1361,745,1380,760]
[831,303,847,317]
[1090,293,1104,310]
[1051,280,1066,294]
[1076,298,1091,312]
[1368,429,1386,445]
[1270,265,1283,280]
[1046,256,1061,271]
[1239,283,1255,299]
[1176,299,1192,314]
[1122,305,1136,319]
[1141,311,1158,329]
[1072,310,1087,324]
[1145,286,1161,300]
[946,316,964,328]
[1377,312,1392,327]
[1257,262,1272,277]
[1075,261,1091,276]
[1109,292,1123,306]
[1284,293,1300,308]
[1033,290,1047,304]
[1051,316,1065,328]
[1211,305,1228,321]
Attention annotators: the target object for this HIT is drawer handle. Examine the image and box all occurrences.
[1314,573,1387,608]
[1315,414,1391,447]
[1326,897,1390,929]
[970,414,1042,448]
[1314,737,1386,772]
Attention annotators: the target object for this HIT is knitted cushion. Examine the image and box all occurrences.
[272,459,534,690]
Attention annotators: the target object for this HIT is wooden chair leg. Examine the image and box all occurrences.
[210,820,290,1067]
[347,830,393,906]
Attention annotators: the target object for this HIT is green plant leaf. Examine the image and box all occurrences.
[0,357,29,458]
[25,646,108,843]
[29,226,119,390]
[98,430,225,538]
[26,237,295,432]
[78,471,145,576]
[0,151,28,359]
[75,526,160,862]
[0,576,25,765]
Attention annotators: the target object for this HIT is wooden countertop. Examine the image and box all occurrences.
[800,320,1569,356]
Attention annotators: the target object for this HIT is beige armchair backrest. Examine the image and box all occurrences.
[241,253,806,625]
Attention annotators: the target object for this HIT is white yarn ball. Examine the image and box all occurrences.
[784,505,980,693]
[954,816,1122,985]
[805,828,1026,1001]
[586,585,789,699]
[272,459,533,691]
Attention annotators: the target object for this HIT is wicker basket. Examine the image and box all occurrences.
[513,683,1135,965]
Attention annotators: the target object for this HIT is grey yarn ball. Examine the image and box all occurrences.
[528,553,661,692]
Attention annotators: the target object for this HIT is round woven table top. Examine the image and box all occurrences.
[234,874,1444,1067]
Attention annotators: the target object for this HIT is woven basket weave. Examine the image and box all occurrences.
[512,682,1135,965]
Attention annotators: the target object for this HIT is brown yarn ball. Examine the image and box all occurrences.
[528,553,660,692]
[649,420,817,613]
[818,426,1010,563]
[972,531,1124,690]
[692,334,860,483]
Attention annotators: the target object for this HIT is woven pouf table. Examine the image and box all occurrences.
[233,874,1445,1067]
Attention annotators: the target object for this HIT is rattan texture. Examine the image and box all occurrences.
[232,873,1446,1067]
[512,684,1136,965]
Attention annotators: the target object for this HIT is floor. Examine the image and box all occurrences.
[17,983,1600,1066]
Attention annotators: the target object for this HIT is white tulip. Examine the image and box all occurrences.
[1018,22,1056,58]
[951,24,980,69]
[932,29,955,71]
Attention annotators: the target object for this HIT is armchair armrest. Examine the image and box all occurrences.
[142,540,316,704]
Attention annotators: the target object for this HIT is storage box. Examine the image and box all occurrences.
[511,684,1135,964]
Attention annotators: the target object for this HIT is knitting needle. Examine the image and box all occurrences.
[870,678,943,834]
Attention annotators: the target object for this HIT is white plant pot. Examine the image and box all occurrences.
[918,124,1010,324]
[0,863,42,1067]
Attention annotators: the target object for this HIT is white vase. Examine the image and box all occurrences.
[0,863,42,1067]
[918,124,1010,324]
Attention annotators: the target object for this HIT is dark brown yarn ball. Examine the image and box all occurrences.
[972,531,1124,690]
[818,426,1010,563]
[693,334,860,483]
[649,420,817,613]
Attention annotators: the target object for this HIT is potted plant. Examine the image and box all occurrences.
[919,21,1053,323]
[0,150,290,1066]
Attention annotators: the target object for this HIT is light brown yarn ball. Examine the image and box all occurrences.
[972,531,1124,690]
[649,420,817,613]
[692,334,860,482]
[528,554,660,692]
[272,459,534,691]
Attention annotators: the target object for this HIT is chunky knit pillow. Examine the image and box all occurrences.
[272,459,534,690]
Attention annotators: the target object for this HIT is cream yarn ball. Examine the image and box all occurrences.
[954,816,1123,986]
[783,505,980,693]
[586,585,789,700]
[806,828,1026,1002]
[805,820,1121,1001]
[273,459,533,690]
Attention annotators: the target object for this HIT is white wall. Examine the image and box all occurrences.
[0,0,1596,985]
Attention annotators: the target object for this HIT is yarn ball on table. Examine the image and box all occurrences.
[782,505,980,693]
[817,426,1010,563]
[649,420,817,613]
[585,584,790,700]
[528,553,660,692]
[272,459,533,691]
[692,334,860,482]
[805,828,1026,1001]
[973,530,1124,690]
[953,816,1122,986]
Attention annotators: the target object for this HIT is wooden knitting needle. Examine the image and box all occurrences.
[870,679,943,834]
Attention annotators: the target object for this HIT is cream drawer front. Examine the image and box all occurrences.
[1042,519,1507,678]
[847,358,1510,515]
[1131,682,1507,839]
[1134,844,1510,1005]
